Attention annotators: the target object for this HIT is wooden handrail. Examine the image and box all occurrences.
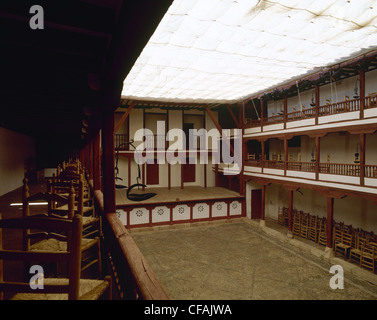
[244,96,368,128]
[105,213,169,300]
[93,190,169,300]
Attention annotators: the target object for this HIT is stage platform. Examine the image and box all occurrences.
[115,186,245,228]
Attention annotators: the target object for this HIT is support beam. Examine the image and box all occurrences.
[284,139,288,176]
[226,105,240,128]
[93,131,101,190]
[287,189,293,238]
[360,133,366,186]
[326,197,334,257]
[102,112,116,214]
[283,96,288,129]
[315,136,321,180]
[260,184,266,226]
[114,102,135,134]
[360,69,365,119]
[315,85,320,125]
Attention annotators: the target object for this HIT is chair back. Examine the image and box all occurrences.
[0,214,83,300]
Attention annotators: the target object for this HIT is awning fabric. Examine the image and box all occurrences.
[121,0,377,104]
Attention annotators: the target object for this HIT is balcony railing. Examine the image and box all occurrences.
[319,163,361,176]
[244,94,377,128]
[365,165,377,178]
[287,161,316,172]
[244,159,377,179]
[115,134,130,150]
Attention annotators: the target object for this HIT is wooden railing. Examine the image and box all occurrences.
[263,160,284,170]
[286,161,316,172]
[319,163,360,176]
[365,165,377,178]
[93,189,169,300]
[365,94,377,109]
[287,107,316,122]
[115,134,130,150]
[244,94,377,128]
[245,160,377,179]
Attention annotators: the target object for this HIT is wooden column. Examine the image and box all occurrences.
[360,69,365,119]
[93,131,101,191]
[360,133,366,186]
[315,136,321,180]
[260,99,264,132]
[261,184,266,225]
[88,140,93,180]
[261,140,265,173]
[168,163,171,190]
[287,189,293,237]
[284,139,288,176]
[315,85,320,125]
[102,112,116,214]
[283,95,288,129]
[326,197,334,254]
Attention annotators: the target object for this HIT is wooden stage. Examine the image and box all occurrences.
[115,186,245,228]
[116,186,241,206]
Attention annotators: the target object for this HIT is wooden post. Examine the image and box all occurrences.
[283,95,287,129]
[260,99,264,132]
[261,140,265,173]
[102,112,116,214]
[326,196,334,257]
[260,184,266,226]
[93,131,101,191]
[360,133,365,186]
[360,69,365,119]
[284,139,288,176]
[168,163,171,190]
[315,85,320,125]
[315,136,321,180]
[287,189,293,237]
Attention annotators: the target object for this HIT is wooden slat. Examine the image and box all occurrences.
[0,249,69,263]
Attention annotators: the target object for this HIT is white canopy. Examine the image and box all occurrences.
[121,0,377,104]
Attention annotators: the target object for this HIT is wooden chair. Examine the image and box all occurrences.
[277,207,287,226]
[334,228,353,259]
[0,214,111,300]
[360,242,377,273]
[22,179,102,278]
[292,211,301,236]
[308,215,319,243]
[317,218,327,247]
[46,177,99,239]
[299,213,309,239]
[350,233,369,266]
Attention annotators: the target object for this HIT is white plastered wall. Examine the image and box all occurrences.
[0,127,36,196]
[118,108,218,188]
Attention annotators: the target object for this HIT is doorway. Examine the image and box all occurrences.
[251,189,262,219]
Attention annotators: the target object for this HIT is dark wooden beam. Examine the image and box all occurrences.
[226,105,239,128]
[114,102,135,134]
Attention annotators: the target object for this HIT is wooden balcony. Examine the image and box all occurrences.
[244,159,377,188]
[244,94,377,129]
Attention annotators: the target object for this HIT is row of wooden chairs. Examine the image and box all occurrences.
[0,159,111,300]
[278,207,377,273]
